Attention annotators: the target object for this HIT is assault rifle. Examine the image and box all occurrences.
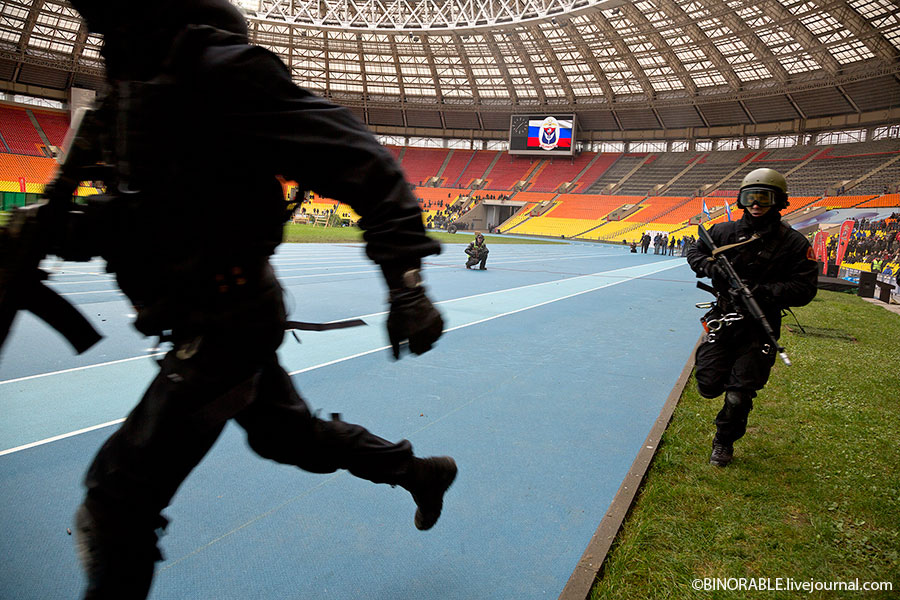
[696,224,791,366]
[0,109,105,360]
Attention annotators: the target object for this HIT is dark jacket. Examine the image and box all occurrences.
[466,238,488,257]
[686,212,818,331]
[82,2,438,334]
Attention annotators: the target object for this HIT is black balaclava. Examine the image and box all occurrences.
[741,204,782,231]
[67,0,248,79]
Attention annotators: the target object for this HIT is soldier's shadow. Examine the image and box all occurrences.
[785,325,856,342]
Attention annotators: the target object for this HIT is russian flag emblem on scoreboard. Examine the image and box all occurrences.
[527,116,573,151]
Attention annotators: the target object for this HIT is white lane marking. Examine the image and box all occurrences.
[5,260,682,384]
[0,419,126,457]
[1,261,686,455]
[0,352,165,386]
[284,261,685,376]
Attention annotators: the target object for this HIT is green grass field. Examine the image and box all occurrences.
[590,290,899,599]
[283,223,564,245]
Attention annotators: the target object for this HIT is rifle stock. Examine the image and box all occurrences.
[697,224,791,366]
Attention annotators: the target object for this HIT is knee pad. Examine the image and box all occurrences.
[723,390,753,418]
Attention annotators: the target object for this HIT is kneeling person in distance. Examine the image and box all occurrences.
[465,233,489,270]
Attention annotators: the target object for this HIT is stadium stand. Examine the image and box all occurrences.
[617,154,690,196]
[664,150,745,196]
[383,145,402,160]
[483,154,540,190]
[570,153,620,192]
[511,215,602,239]
[547,194,627,220]
[527,152,595,192]
[857,194,900,208]
[665,197,713,224]
[579,218,649,242]
[439,150,475,188]
[414,186,465,210]
[0,153,99,205]
[623,196,693,224]
[508,191,555,204]
[31,108,70,148]
[498,203,539,233]
[0,103,45,156]
[810,195,877,209]
[399,147,450,186]
[453,150,495,189]
[0,153,57,191]
[786,140,900,195]
[583,154,647,194]
[780,196,821,217]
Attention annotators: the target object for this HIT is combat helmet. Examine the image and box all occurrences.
[737,168,789,210]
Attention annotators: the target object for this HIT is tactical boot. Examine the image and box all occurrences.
[406,456,457,530]
[709,437,734,467]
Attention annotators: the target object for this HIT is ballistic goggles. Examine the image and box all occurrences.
[737,187,780,208]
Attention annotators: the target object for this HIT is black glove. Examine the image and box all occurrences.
[387,286,444,359]
[750,283,774,306]
[705,260,731,294]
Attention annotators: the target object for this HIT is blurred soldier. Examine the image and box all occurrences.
[465,232,489,270]
[61,1,457,598]
[686,168,817,467]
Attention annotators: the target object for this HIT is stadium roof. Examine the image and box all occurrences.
[1,0,899,136]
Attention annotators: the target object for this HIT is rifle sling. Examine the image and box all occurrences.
[285,319,367,332]
[710,233,761,257]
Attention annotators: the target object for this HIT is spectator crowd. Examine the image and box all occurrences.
[821,213,900,275]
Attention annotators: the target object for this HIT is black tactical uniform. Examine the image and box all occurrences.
[465,233,489,269]
[65,2,456,598]
[687,168,817,466]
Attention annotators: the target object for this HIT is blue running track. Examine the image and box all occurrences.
[0,239,708,599]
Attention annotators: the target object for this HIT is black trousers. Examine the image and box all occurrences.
[77,290,413,599]
[466,249,488,269]
[694,322,777,444]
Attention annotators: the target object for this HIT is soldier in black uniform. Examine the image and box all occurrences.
[62,1,457,598]
[465,232,489,270]
[687,168,817,467]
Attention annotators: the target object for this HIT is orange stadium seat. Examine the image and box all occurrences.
[484,154,540,191]
[453,151,495,189]
[399,147,450,186]
[549,194,636,220]
[31,108,70,148]
[781,196,821,215]
[810,195,876,209]
[527,153,594,192]
[0,104,45,156]
[623,196,691,224]
[0,154,57,190]
[438,150,475,188]
[856,194,900,208]
[569,153,620,192]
